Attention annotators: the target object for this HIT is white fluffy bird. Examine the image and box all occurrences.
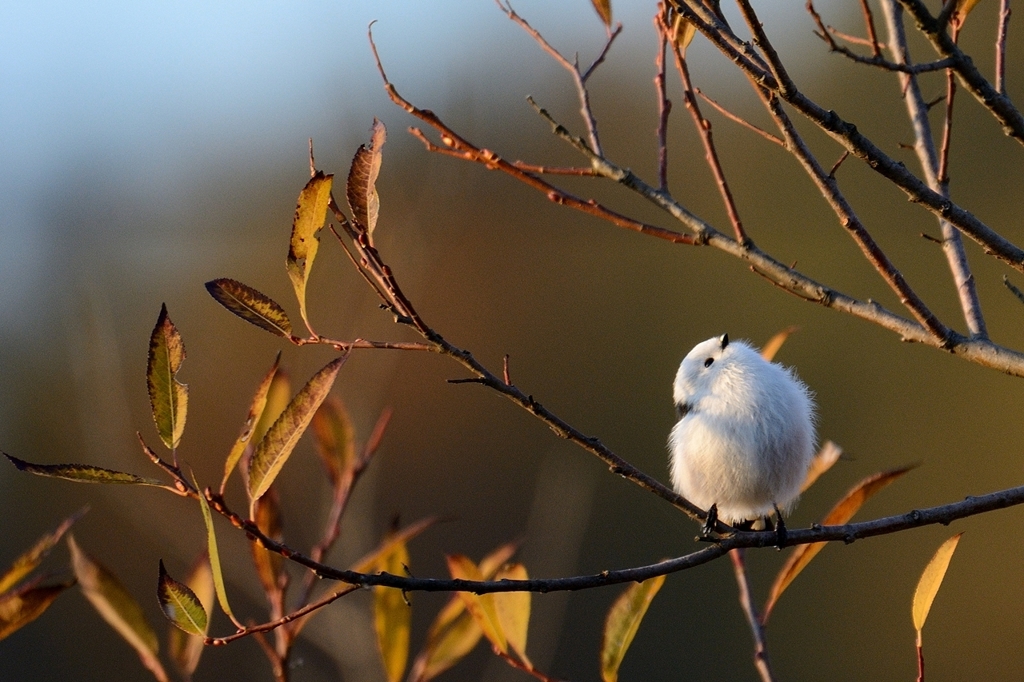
[668,334,815,532]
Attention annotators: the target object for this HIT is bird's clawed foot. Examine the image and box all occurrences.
[697,503,719,541]
[773,504,787,549]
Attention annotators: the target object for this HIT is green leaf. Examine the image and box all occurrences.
[0,578,75,641]
[147,304,188,451]
[157,560,208,637]
[601,575,666,682]
[5,454,166,487]
[68,535,169,682]
[374,534,411,682]
[913,533,963,633]
[191,472,238,627]
[205,279,294,339]
[311,395,356,487]
[248,357,346,509]
[167,553,215,679]
[286,171,334,335]
[346,119,386,244]
[0,508,86,595]
[221,354,281,494]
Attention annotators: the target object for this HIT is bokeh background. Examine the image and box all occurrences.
[3,1,1024,680]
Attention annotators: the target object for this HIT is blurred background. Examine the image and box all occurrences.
[3,0,1024,680]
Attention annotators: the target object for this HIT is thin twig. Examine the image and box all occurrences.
[730,550,776,682]
[655,6,672,191]
[208,585,360,645]
[859,0,883,55]
[694,89,785,146]
[881,0,988,339]
[997,0,1011,94]
[495,0,620,157]
[737,0,952,344]
[662,12,748,243]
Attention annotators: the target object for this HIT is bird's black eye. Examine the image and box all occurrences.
[704,357,714,368]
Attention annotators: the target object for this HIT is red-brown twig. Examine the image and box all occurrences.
[996,0,1012,94]
[730,550,775,682]
[860,0,883,56]
[495,0,621,157]
[694,89,785,146]
[207,585,360,646]
[655,6,672,191]
[660,12,747,243]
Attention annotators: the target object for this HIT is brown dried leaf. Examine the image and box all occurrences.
[250,488,284,597]
[205,278,294,339]
[311,395,356,488]
[591,0,612,28]
[147,304,188,451]
[760,325,799,362]
[800,441,843,493]
[763,464,916,622]
[671,13,697,54]
[346,119,386,244]
[0,578,75,641]
[286,171,334,335]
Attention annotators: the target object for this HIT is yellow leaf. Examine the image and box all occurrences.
[759,325,799,362]
[954,0,983,26]
[672,13,697,54]
[493,563,531,667]
[147,304,188,451]
[446,555,507,654]
[408,542,517,681]
[248,357,345,509]
[800,441,843,493]
[763,464,916,622]
[346,119,387,244]
[221,354,281,494]
[913,533,963,633]
[601,575,666,682]
[351,517,438,575]
[286,171,334,335]
[311,395,356,488]
[591,0,612,28]
[167,553,215,679]
[250,488,284,598]
[0,508,86,595]
[374,536,411,682]
[68,535,169,682]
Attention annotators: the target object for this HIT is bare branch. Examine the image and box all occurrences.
[997,0,1012,94]
[881,0,988,339]
[730,550,776,682]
